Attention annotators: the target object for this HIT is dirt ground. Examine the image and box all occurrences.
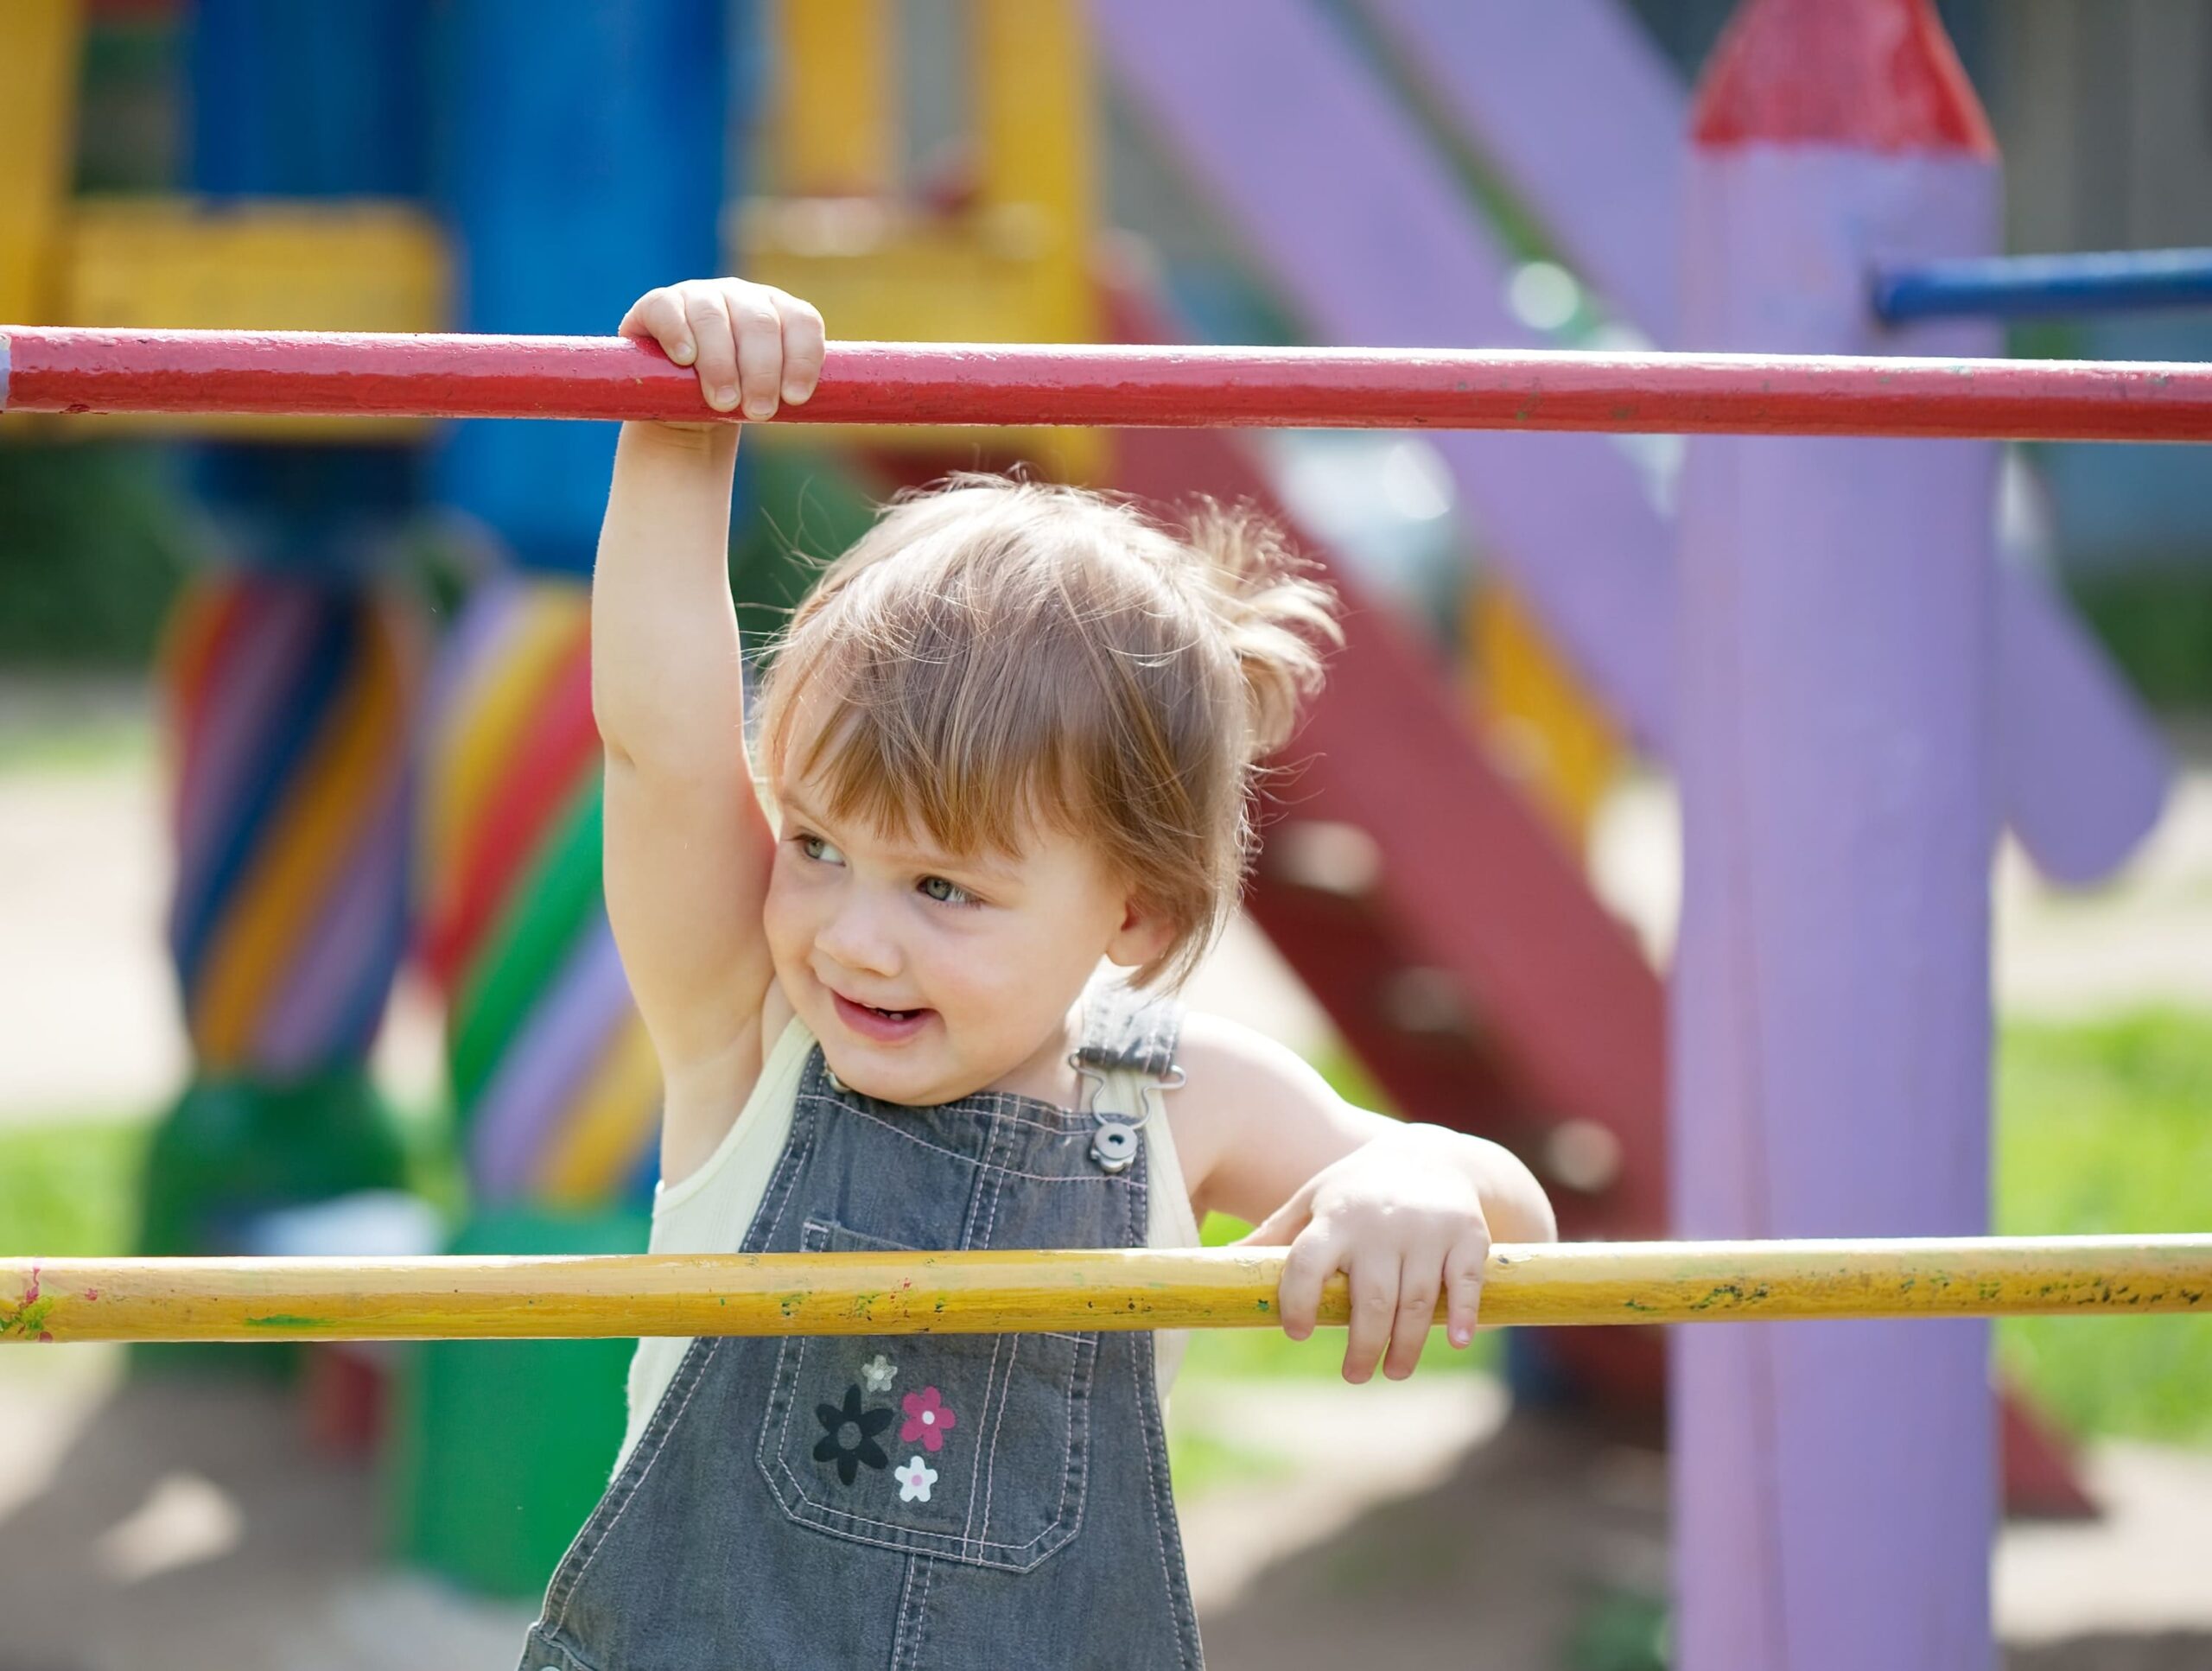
[3,1344,2209,1670]
[3,682,2210,1667]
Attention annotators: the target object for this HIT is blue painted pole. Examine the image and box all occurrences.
[1872,248,2212,323]
[399,0,738,1598]
[432,0,731,575]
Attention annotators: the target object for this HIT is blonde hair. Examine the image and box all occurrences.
[750,473,1343,991]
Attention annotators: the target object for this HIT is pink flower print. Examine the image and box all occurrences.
[901,1385,957,1452]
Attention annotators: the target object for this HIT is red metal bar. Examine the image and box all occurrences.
[6,325,2212,442]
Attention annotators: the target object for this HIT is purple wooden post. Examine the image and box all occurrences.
[1673,3,1998,1668]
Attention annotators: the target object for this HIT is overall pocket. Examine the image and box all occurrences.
[754,1217,1098,1573]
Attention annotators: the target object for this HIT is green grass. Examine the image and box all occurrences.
[0,1115,150,1258]
[1994,1009,2212,1447]
[0,442,191,668]
[1166,1424,1300,1499]
[2065,566,2212,710]
[0,709,153,774]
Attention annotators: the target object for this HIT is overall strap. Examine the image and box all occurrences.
[1071,975,1184,1080]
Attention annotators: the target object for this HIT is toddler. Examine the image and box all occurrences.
[517,277,1557,1670]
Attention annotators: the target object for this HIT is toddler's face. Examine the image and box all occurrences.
[762,759,1153,1108]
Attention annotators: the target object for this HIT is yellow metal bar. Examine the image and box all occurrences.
[770,0,895,195]
[6,1236,2207,1344]
[0,0,84,324]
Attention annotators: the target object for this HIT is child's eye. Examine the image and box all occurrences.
[919,875,981,909]
[795,832,843,866]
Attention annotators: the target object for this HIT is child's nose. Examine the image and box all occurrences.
[816,899,899,976]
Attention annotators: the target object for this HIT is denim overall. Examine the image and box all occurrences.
[518,979,1205,1670]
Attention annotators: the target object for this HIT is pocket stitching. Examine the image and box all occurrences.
[757,1217,1094,1568]
[522,1621,603,1671]
[960,1329,1006,1553]
[829,1098,1110,1184]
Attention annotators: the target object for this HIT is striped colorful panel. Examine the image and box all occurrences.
[419,576,660,1206]
[162,574,422,1075]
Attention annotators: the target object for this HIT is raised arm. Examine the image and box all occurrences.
[594,281,823,1166]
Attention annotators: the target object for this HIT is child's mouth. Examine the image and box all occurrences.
[831,991,933,1041]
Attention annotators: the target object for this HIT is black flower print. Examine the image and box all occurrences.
[814,1382,895,1486]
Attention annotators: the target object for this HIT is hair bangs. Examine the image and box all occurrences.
[762,600,1095,867]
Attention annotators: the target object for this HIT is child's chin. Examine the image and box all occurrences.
[824,1052,919,1101]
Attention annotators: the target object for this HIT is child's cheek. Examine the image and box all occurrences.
[760,867,806,972]
[940,934,1025,1031]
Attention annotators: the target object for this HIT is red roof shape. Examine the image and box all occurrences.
[1690,0,1995,156]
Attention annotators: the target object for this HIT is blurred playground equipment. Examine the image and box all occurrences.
[1872,247,2212,324]
[3,2,2204,1668]
[5,0,722,1587]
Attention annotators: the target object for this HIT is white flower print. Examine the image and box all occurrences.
[861,1353,897,1393]
[895,1455,938,1503]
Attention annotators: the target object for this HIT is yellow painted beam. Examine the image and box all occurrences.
[6,1236,2208,1344]
[60,197,449,334]
[739,0,1106,480]
[974,0,1092,337]
[741,201,1078,341]
[769,0,896,195]
[0,0,85,324]
[1469,577,1625,845]
[739,203,1106,478]
[13,197,453,442]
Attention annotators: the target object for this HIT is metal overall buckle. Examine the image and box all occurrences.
[1071,1053,1185,1175]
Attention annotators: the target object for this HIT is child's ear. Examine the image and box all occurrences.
[1104,891,1178,971]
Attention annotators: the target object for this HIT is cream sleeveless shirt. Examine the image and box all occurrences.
[614,1012,1205,1478]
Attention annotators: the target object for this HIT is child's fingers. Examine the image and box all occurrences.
[1340,1254,1402,1384]
[681,286,743,412]
[1274,1220,1339,1342]
[617,280,826,419]
[723,281,788,420]
[1444,1231,1490,1348]
[777,292,826,403]
[1380,1254,1446,1380]
[619,287,697,366]
[614,288,656,340]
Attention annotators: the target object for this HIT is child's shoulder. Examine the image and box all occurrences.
[1166,1008,1345,1213]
